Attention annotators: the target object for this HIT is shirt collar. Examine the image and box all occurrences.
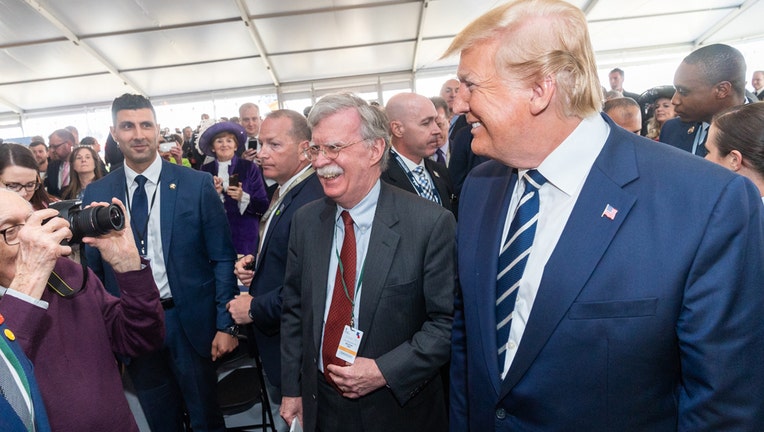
[335,179,380,235]
[124,154,162,186]
[527,114,610,197]
[280,164,312,191]
[391,147,425,171]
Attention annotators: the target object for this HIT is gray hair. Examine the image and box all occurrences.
[307,92,391,169]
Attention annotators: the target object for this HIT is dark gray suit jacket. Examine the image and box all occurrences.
[281,181,455,432]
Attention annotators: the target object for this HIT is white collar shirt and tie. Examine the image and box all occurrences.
[498,114,609,379]
[124,157,172,300]
[392,149,440,204]
[318,180,380,373]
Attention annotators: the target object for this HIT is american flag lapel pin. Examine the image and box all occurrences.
[601,204,618,220]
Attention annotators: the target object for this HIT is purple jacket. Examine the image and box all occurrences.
[0,258,164,432]
[202,156,269,255]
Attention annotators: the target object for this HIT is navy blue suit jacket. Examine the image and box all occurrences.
[451,115,764,431]
[248,172,324,388]
[83,160,238,357]
[658,117,700,153]
[0,321,51,432]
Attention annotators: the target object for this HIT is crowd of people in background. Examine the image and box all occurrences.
[1,0,763,431]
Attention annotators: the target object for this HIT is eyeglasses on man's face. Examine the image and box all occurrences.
[303,139,367,161]
[0,224,24,246]
[1,181,41,193]
[48,141,69,150]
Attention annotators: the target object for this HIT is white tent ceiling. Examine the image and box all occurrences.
[1,0,763,116]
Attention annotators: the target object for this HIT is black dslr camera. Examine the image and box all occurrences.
[48,199,125,244]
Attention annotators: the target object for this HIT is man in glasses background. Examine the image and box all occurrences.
[44,129,75,198]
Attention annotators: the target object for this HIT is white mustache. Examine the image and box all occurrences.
[317,165,344,178]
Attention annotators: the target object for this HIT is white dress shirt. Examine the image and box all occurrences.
[499,114,610,379]
[124,157,171,299]
[318,180,380,372]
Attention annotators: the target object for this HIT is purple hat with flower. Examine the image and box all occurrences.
[197,121,247,157]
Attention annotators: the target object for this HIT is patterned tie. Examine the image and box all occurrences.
[0,325,33,431]
[496,170,547,373]
[131,175,149,256]
[412,166,438,203]
[323,211,356,391]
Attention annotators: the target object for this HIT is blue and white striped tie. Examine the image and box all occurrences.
[412,165,438,203]
[496,169,546,372]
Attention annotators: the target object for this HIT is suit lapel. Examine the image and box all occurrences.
[500,125,639,397]
[474,166,517,396]
[424,158,450,204]
[312,199,337,353]
[385,151,417,194]
[356,184,399,352]
[158,161,178,263]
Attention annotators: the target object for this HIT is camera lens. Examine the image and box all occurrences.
[69,204,125,243]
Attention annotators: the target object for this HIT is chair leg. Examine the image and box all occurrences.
[253,354,276,432]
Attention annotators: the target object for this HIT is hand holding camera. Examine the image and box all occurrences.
[9,208,72,300]
[80,198,141,274]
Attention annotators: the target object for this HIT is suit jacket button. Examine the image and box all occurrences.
[496,408,507,420]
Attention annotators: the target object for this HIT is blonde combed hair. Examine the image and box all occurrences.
[443,0,602,118]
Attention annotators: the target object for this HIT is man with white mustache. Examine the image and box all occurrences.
[279,93,456,432]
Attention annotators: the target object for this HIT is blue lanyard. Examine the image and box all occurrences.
[391,151,441,204]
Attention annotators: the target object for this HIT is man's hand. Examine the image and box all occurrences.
[242,148,258,162]
[81,198,141,273]
[211,331,239,361]
[226,184,243,201]
[227,293,254,325]
[9,208,72,299]
[234,254,255,286]
[326,357,387,399]
[280,396,303,427]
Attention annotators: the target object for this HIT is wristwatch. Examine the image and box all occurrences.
[222,324,240,338]
[248,309,255,322]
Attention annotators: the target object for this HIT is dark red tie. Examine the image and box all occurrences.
[323,211,356,390]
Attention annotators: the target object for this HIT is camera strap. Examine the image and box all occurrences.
[46,245,89,298]
[47,271,77,298]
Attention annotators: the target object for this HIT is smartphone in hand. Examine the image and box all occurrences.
[228,173,240,188]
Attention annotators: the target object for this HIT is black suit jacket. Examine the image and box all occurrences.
[44,159,65,197]
[248,172,324,388]
[381,149,458,218]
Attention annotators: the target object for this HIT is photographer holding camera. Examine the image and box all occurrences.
[0,189,164,431]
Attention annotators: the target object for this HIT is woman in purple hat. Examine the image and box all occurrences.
[199,121,269,255]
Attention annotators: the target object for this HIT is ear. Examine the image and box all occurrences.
[389,120,404,138]
[529,75,555,115]
[728,149,743,172]
[297,140,310,162]
[368,137,386,166]
[714,81,732,99]
[109,126,117,143]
